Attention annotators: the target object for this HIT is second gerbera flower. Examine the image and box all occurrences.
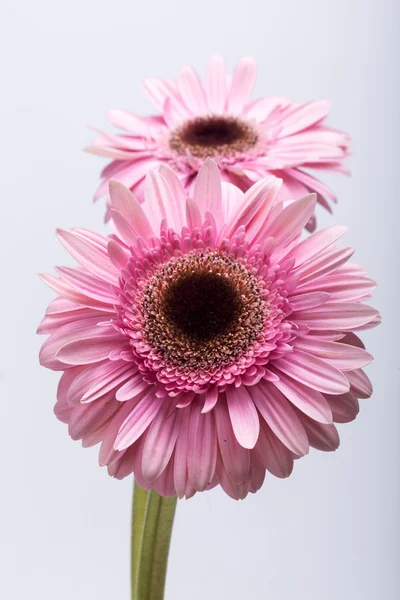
[86,55,350,230]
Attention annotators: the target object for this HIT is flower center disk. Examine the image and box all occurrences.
[163,271,241,341]
[140,251,266,371]
[169,116,258,158]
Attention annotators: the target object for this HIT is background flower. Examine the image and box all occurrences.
[38,160,378,500]
[86,56,350,230]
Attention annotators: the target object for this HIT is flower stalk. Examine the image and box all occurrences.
[131,482,177,600]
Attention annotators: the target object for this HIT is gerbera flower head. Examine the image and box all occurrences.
[38,160,378,500]
[86,55,350,231]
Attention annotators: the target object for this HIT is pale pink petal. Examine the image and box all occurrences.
[106,110,151,136]
[178,66,207,113]
[205,54,227,113]
[227,57,257,113]
[142,78,177,111]
[278,101,331,137]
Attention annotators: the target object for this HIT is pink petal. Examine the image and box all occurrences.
[293,337,373,371]
[289,226,348,267]
[253,421,294,478]
[226,386,260,449]
[274,349,350,395]
[227,57,257,113]
[115,373,150,401]
[278,101,331,137]
[201,387,219,413]
[115,390,164,450]
[226,176,282,243]
[56,267,117,304]
[56,229,118,284]
[292,246,354,285]
[187,402,217,491]
[39,274,114,313]
[109,179,154,238]
[185,196,202,230]
[324,392,359,423]
[141,402,183,482]
[158,165,186,229]
[347,369,373,399]
[263,194,317,248]
[40,320,116,370]
[296,411,340,452]
[173,407,192,499]
[107,109,151,136]
[193,158,223,226]
[250,382,309,456]
[68,395,118,440]
[220,181,244,224]
[291,302,379,331]
[142,77,177,111]
[177,65,207,113]
[66,361,133,405]
[205,54,227,113]
[288,292,330,311]
[109,209,138,246]
[273,372,333,424]
[56,335,123,365]
[214,398,251,484]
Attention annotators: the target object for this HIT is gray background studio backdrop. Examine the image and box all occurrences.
[0,1,398,599]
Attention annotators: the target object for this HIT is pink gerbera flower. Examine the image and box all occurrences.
[86,56,350,231]
[38,160,378,500]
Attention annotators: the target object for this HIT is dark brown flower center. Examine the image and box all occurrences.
[140,252,266,370]
[169,116,258,158]
[163,272,242,341]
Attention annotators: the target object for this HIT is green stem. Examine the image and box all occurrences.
[131,481,177,600]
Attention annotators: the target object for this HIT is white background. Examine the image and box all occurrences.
[0,1,398,598]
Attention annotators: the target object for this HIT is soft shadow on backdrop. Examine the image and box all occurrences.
[0,1,398,599]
